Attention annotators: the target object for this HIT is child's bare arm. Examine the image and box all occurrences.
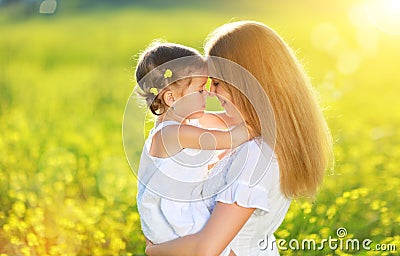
[161,123,249,151]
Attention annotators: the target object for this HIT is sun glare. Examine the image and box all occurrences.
[364,0,400,34]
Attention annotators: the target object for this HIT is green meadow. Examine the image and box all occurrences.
[1,1,399,255]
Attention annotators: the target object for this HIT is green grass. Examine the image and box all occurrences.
[1,1,399,255]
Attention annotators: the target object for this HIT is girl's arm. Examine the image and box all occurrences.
[160,122,248,152]
[145,202,255,256]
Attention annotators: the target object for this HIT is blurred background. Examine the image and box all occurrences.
[1,0,399,255]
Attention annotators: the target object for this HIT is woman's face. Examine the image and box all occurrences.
[210,78,242,121]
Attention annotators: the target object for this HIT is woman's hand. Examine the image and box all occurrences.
[144,202,255,256]
[146,238,153,247]
[145,238,154,255]
[228,249,237,256]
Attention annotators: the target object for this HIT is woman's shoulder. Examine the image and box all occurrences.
[212,138,282,214]
[225,138,279,187]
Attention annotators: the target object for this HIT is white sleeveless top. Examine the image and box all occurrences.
[137,120,230,255]
[202,138,291,255]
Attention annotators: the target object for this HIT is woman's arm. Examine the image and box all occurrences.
[145,202,255,256]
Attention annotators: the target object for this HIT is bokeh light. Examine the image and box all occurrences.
[39,0,57,15]
[365,0,400,35]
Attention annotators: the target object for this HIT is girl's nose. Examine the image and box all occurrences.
[209,85,217,95]
[208,91,216,97]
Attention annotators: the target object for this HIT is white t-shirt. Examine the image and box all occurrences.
[202,138,291,255]
[136,120,231,256]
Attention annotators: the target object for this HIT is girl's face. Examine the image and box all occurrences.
[172,76,208,119]
[210,79,242,121]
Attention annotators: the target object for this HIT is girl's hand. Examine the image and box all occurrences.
[231,122,251,147]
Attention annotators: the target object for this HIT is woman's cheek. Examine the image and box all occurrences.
[225,102,235,117]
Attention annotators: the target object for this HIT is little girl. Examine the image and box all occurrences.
[134,42,248,252]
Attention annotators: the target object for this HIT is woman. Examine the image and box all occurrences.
[145,20,333,255]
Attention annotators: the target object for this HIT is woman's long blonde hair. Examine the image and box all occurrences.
[205,21,333,198]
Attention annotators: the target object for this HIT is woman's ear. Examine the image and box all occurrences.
[162,90,175,107]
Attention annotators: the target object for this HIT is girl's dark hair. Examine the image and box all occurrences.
[135,41,206,115]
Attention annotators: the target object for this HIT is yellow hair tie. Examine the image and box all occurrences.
[164,68,172,78]
[150,87,159,96]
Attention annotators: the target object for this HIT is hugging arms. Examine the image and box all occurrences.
[134,20,333,256]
